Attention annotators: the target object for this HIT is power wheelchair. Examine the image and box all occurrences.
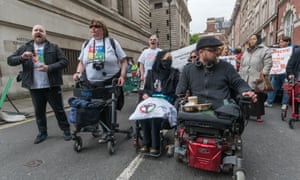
[174,96,251,180]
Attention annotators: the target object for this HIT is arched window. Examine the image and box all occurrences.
[284,11,294,37]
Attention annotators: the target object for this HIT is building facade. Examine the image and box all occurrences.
[149,0,191,51]
[200,17,230,44]
[0,0,151,97]
[228,0,300,49]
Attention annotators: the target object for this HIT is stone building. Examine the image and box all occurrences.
[200,17,230,44]
[0,0,151,97]
[149,0,191,51]
[228,0,300,48]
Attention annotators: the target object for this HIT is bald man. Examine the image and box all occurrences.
[7,24,71,144]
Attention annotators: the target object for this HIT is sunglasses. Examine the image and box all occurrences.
[190,56,197,59]
[89,25,102,29]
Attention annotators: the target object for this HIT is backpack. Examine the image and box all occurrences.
[83,38,118,59]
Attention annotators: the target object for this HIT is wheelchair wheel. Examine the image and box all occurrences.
[233,170,246,180]
[289,119,295,129]
[107,140,115,155]
[126,126,133,139]
[73,136,83,153]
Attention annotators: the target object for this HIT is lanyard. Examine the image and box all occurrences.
[93,38,106,62]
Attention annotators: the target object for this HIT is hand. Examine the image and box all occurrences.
[73,73,80,81]
[118,76,125,86]
[21,51,33,60]
[140,76,144,81]
[38,64,48,72]
[142,93,149,100]
[242,91,257,103]
[289,75,295,80]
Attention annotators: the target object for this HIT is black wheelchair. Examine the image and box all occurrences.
[69,78,133,155]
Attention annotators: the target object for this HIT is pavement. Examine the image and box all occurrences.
[0,90,74,124]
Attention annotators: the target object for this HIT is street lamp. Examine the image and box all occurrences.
[167,0,172,51]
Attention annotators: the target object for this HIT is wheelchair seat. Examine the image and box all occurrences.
[178,111,236,130]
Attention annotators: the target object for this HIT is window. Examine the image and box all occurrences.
[284,11,294,37]
[149,22,152,29]
[166,9,169,14]
[154,3,162,9]
[149,12,151,17]
[61,48,81,75]
[117,0,124,16]
[166,20,169,26]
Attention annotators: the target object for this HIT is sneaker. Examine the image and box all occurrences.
[281,104,287,110]
[150,147,159,155]
[140,146,149,153]
[256,117,263,123]
[34,132,48,144]
[264,102,273,107]
[63,130,72,141]
[98,132,108,143]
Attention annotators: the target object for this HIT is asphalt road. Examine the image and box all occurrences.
[0,93,300,180]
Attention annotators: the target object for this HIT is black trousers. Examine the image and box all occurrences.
[30,86,70,133]
[140,118,163,149]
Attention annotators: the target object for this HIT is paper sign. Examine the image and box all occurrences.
[270,47,292,74]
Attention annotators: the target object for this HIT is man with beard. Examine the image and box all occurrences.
[176,36,257,110]
[7,24,71,144]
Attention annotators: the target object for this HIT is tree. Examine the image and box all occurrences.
[190,33,200,45]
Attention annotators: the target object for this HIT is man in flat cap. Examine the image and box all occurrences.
[176,36,257,110]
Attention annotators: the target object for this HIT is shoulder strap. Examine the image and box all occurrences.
[83,40,89,49]
[109,38,118,59]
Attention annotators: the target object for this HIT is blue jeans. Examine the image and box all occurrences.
[266,74,288,105]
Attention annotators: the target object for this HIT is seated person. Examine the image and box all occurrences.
[176,36,257,114]
[140,50,179,155]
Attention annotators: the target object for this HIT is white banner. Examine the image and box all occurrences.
[218,55,237,69]
[171,44,196,72]
[270,47,292,74]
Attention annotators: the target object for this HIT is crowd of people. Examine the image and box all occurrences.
[7,17,298,156]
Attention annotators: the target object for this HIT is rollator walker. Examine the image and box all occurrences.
[69,78,133,155]
[282,78,300,128]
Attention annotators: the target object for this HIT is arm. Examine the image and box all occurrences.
[7,45,29,66]
[286,48,300,79]
[45,45,68,72]
[117,58,127,86]
[73,61,85,81]
[262,48,272,75]
[175,65,189,97]
[139,63,145,81]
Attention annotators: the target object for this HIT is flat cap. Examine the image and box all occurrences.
[196,36,223,51]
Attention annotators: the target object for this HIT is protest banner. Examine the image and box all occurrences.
[171,44,196,72]
[270,47,292,74]
[218,55,237,69]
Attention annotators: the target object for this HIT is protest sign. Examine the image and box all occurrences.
[218,55,237,69]
[171,44,196,72]
[270,47,292,74]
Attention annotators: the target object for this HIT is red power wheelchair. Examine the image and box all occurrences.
[174,96,251,180]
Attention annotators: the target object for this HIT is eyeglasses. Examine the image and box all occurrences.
[203,48,220,53]
[190,56,197,59]
[89,25,102,29]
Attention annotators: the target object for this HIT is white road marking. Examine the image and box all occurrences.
[116,154,144,180]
